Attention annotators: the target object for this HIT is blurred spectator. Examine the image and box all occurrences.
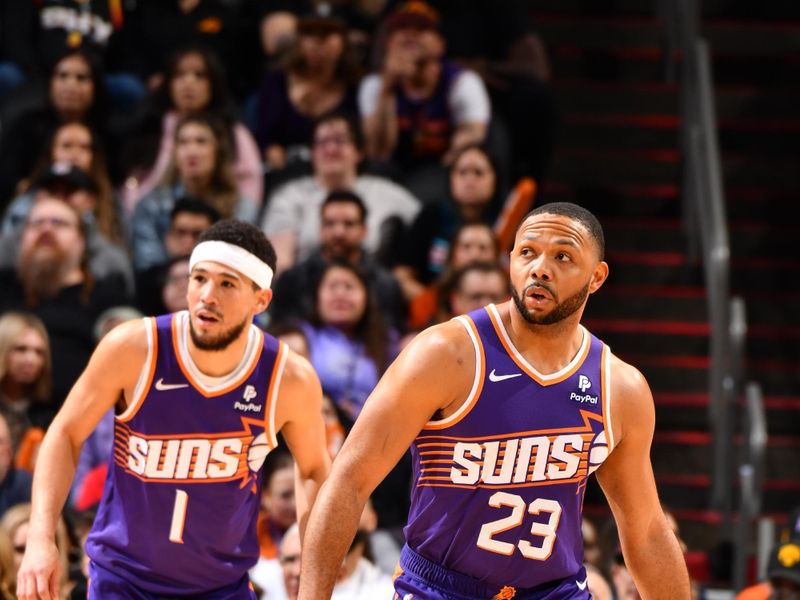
[0,0,137,94]
[302,260,397,426]
[2,121,123,244]
[121,0,256,99]
[0,503,70,595]
[278,522,301,600]
[251,449,295,600]
[0,312,53,451]
[0,528,14,600]
[331,503,395,600]
[359,1,490,202]
[586,563,613,600]
[394,143,500,300]
[261,112,419,274]
[0,47,113,211]
[135,197,219,314]
[131,113,256,271]
[737,540,800,600]
[253,15,360,175]
[395,0,557,181]
[582,517,603,571]
[406,222,501,329]
[0,414,32,518]
[0,196,130,404]
[442,261,508,320]
[270,190,406,332]
[268,322,345,459]
[121,45,262,213]
[0,169,134,297]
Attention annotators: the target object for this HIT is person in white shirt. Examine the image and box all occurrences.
[261,113,419,274]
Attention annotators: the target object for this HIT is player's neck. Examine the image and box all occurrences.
[187,331,251,378]
[503,303,586,375]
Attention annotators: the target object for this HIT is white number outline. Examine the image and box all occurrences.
[476,492,562,560]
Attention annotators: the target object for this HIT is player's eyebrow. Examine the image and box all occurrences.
[192,267,243,282]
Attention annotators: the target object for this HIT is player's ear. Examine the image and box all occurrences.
[254,288,273,314]
[589,261,609,294]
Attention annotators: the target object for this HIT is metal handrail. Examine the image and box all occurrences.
[734,382,767,591]
[679,15,736,524]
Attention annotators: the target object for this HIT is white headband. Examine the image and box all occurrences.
[189,241,273,289]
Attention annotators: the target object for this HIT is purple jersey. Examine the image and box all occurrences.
[404,304,615,590]
[86,312,287,595]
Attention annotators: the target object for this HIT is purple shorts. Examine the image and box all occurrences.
[88,561,258,600]
[393,546,591,600]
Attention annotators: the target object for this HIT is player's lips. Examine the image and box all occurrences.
[525,284,554,303]
[195,308,222,324]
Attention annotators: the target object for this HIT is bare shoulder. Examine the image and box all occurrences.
[279,346,321,393]
[402,318,475,368]
[93,318,150,372]
[608,353,655,444]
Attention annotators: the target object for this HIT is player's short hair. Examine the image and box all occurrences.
[518,202,605,261]
[321,190,368,223]
[196,220,277,275]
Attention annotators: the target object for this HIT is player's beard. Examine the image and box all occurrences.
[189,314,250,351]
[511,279,591,326]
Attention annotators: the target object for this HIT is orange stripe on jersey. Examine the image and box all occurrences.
[118,317,158,423]
[416,475,587,490]
[418,410,604,444]
[424,315,485,430]
[171,316,265,397]
[486,306,590,386]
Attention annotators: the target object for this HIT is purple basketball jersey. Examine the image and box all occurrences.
[404,304,615,590]
[86,312,286,595]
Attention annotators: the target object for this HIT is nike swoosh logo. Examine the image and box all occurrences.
[576,577,588,590]
[155,378,189,391]
[488,369,523,382]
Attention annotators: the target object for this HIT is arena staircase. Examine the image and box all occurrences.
[528,0,800,570]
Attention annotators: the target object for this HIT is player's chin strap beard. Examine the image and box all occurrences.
[189,241,273,290]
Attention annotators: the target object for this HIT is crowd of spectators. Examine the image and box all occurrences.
[0,1,776,599]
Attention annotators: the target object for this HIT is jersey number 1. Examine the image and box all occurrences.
[476,492,562,560]
[169,489,188,544]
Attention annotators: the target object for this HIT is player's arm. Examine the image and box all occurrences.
[17,319,147,600]
[595,357,690,600]
[298,320,474,600]
[274,350,331,539]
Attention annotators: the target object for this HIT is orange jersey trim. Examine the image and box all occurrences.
[486,305,590,386]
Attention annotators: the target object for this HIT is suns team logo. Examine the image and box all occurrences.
[115,417,272,494]
[417,410,608,490]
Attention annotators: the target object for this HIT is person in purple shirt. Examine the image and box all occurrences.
[299,202,690,599]
[17,220,330,599]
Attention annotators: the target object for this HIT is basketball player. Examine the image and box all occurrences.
[17,220,331,599]
[299,203,690,599]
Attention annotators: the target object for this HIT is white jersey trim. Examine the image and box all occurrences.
[118,317,155,422]
[487,303,589,382]
[603,347,615,452]
[175,311,261,394]
[267,342,288,448]
[424,316,483,429]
